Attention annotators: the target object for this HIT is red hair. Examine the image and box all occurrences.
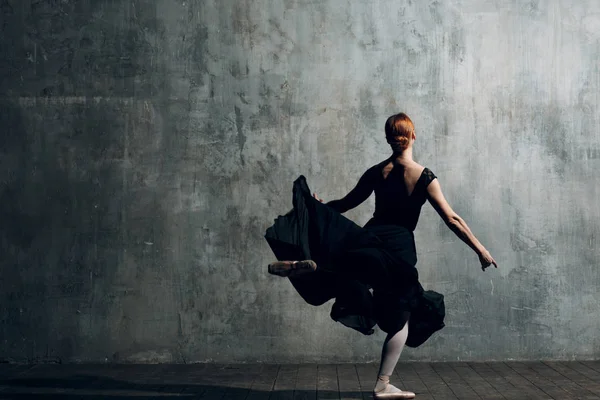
[385,113,414,150]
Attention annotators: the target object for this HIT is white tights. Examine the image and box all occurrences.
[374,321,409,392]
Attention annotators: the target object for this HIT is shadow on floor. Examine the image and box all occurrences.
[0,374,361,399]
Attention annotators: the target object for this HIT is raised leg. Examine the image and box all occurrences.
[268,260,317,277]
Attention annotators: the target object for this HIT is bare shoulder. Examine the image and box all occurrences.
[406,161,426,178]
[411,161,425,172]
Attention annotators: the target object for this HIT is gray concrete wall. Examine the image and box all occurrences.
[1,0,599,363]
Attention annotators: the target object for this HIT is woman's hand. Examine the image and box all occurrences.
[312,193,323,202]
[478,249,498,271]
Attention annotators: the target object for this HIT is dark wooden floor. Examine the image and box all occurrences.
[1,361,600,399]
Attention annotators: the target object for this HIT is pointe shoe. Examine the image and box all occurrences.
[268,260,317,277]
[373,383,415,399]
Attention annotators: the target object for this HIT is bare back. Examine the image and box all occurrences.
[379,159,426,197]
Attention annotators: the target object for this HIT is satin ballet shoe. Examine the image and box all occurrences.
[268,260,317,277]
[373,383,415,399]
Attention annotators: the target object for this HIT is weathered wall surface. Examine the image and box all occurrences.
[1,0,599,363]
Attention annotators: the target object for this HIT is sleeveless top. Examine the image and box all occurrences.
[326,162,437,231]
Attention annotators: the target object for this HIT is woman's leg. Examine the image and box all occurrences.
[268,260,317,277]
[375,321,408,389]
[373,318,415,398]
[376,321,408,381]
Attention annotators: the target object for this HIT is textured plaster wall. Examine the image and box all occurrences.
[1,0,599,363]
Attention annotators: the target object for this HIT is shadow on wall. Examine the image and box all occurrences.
[0,98,125,361]
[0,102,57,359]
[0,0,175,362]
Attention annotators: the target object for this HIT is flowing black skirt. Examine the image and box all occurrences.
[264,175,445,347]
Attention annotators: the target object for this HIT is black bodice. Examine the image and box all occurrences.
[326,162,437,231]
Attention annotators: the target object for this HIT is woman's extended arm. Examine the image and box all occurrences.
[316,168,376,214]
[426,179,498,271]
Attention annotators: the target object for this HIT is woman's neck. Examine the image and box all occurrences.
[392,147,413,162]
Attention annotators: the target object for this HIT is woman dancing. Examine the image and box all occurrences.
[264,113,497,399]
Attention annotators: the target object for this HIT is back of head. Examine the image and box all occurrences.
[385,113,414,151]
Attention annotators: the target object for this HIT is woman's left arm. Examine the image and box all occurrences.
[319,168,376,213]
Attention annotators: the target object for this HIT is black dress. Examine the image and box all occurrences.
[264,161,445,347]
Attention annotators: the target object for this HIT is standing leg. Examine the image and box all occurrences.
[373,320,415,399]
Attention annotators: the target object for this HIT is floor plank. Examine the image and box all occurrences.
[395,362,434,400]
[355,363,377,400]
[571,362,600,381]
[215,364,260,400]
[525,361,599,400]
[336,364,362,400]
[271,364,299,400]
[487,362,553,400]
[448,362,504,399]
[247,364,280,400]
[504,362,572,400]
[431,362,481,400]
[294,364,317,400]
[467,362,524,399]
[544,361,600,397]
[581,361,600,374]
[413,362,459,400]
[317,364,339,400]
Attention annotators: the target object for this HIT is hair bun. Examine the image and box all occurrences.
[387,135,410,150]
[384,113,414,151]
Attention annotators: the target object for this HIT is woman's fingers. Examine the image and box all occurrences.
[481,257,498,271]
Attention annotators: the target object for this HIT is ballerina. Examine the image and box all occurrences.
[265,113,497,399]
